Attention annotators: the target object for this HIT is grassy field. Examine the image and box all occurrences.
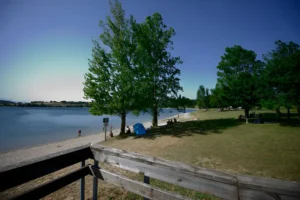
[107,109,300,180]
[1,109,299,200]
[100,109,300,199]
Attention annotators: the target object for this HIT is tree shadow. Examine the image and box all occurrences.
[130,118,243,140]
[252,112,300,127]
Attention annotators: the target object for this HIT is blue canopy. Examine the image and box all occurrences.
[133,123,146,135]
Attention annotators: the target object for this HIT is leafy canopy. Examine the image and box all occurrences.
[216,45,264,117]
[262,40,300,110]
[83,0,137,134]
[131,13,183,126]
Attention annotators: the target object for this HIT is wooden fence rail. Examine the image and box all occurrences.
[90,144,300,200]
[0,144,299,200]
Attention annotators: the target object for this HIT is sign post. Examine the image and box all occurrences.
[103,118,109,141]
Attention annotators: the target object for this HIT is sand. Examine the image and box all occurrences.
[0,113,191,169]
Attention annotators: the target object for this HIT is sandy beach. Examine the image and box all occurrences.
[0,113,191,169]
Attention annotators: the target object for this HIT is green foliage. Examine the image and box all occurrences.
[262,40,300,117]
[169,95,194,113]
[83,1,183,131]
[83,0,137,134]
[130,13,183,126]
[196,85,210,109]
[209,83,227,109]
[216,45,264,122]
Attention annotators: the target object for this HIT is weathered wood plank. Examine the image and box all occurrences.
[238,188,281,200]
[237,175,300,197]
[89,165,192,200]
[0,144,93,191]
[9,165,91,200]
[90,144,238,200]
[239,188,300,200]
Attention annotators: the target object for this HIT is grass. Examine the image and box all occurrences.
[1,109,299,200]
[110,109,300,180]
[103,109,300,199]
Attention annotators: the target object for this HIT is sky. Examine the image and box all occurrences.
[0,0,299,102]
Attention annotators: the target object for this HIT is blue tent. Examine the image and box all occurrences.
[133,123,146,135]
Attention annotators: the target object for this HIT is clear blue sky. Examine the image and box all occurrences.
[0,0,299,102]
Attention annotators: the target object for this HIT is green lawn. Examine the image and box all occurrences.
[102,109,300,199]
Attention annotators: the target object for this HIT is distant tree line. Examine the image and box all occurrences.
[196,40,300,123]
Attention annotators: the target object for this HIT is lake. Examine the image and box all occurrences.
[0,107,196,152]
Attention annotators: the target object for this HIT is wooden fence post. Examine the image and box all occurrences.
[144,175,150,200]
[93,160,99,200]
[80,160,85,200]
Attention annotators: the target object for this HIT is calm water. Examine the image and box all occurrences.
[0,107,195,152]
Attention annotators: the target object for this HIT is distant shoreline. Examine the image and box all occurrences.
[0,101,91,108]
[0,105,90,108]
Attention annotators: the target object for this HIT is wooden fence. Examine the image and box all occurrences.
[0,144,299,200]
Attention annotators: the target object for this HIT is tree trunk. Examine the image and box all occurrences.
[120,112,126,135]
[287,108,290,120]
[245,108,250,124]
[152,104,158,127]
[276,107,281,120]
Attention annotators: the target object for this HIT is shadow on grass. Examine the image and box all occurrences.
[124,118,243,140]
[259,112,300,127]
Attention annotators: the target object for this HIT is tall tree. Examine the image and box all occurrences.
[131,13,183,126]
[210,83,227,110]
[216,45,264,123]
[196,85,206,109]
[263,40,300,119]
[83,0,137,134]
[205,88,210,108]
[196,85,210,109]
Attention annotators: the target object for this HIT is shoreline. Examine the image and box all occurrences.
[0,113,192,169]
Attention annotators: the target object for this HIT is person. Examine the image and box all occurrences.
[110,126,113,137]
[126,126,131,134]
[173,118,177,123]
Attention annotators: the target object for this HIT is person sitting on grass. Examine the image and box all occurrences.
[126,126,131,134]
[168,119,174,124]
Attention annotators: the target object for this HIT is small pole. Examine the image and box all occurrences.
[80,160,85,200]
[144,175,150,200]
[92,160,99,200]
[104,123,107,141]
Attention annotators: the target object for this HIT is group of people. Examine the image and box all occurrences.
[107,125,131,138]
[167,118,177,125]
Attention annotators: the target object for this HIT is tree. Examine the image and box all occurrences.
[196,85,210,109]
[216,45,264,123]
[83,0,137,134]
[262,40,300,119]
[210,83,227,110]
[131,13,183,126]
[169,95,193,113]
[205,88,210,108]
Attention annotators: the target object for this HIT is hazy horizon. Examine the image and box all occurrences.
[1,0,299,102]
